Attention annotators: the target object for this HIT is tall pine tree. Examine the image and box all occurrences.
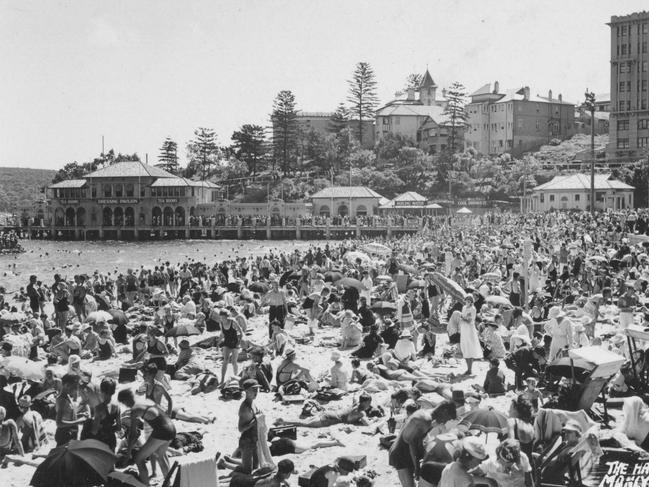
[157,137,179,174]
[186,128,219,180]
[231,124,266,175]
[270,90,298,175]
[328,103,348,135]
[347,62,378,147]
[442,82,469,153]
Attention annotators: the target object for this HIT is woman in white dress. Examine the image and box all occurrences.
[545,307,573,361]
[459,295,483,375]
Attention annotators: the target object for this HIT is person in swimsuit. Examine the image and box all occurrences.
[95,329,115,361]
[0,406,23,457]
[274,393,373,428]
[143,364,214,424]
[16,395,43,453]
[220,313,244,385]
[55,374,86,446]
[238,379,262,474]
[118,388,176,486]
[145,325,168,372]
[82,378,121,451]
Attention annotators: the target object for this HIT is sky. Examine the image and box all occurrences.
[1,0,647,170]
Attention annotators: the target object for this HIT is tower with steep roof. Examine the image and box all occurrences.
[419,69,438,105]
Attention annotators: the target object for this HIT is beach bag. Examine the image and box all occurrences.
[267,426,297,441]
[221,383,243,400]
[283,380,304,396]
[118,367,138,384]
[315,389,344,402]
[301,400,323,418]
[448,332,460,344]
[170,431,204,453]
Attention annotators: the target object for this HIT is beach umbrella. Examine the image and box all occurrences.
[31,439,116,487]
[481,272,501,281]
[248,282,269,294]
[86,310,113,323]
[165,324,200,338]
[420,263,437,270]
[362,243,392,256]
[456,207,472,214]
[486,295,512,306]
[0,356,45,381]
[408,279,426,289]
[429,272,467,302]
[458,408,509,435]
[106,471,148,487]
[545,357,594,383]
[344,251,370,263]
[279,270,300,287]
[400,263,418,275]
[337,277,366,290]
[376,275,393,282]
[324,271,344,283]
[371,301,397,314]
[107,309,128,326]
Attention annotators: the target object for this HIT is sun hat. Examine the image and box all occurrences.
[179,340,190,349]
[284,348,296,360]
[462,437,488,460]
[562,420,582,435]
[242,379,261,390]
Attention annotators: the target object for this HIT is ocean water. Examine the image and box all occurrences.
[0,239,322,294]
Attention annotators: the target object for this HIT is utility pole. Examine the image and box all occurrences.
[522,158,527,214]
[584,90,596,214]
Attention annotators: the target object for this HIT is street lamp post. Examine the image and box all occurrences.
[584,90,596,214]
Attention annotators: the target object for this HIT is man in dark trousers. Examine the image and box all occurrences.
[27,275,40,315]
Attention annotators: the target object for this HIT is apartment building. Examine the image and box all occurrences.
[608,11,649,159]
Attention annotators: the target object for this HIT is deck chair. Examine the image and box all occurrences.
[162,452,220,487]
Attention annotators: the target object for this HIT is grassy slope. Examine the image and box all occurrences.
[0,167,56,212]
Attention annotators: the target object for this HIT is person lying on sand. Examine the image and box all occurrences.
[274,392,373,428]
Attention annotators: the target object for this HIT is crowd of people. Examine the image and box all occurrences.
[0,230,21,252]
[2,208,649,486]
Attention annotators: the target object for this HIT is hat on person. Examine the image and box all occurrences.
[179,340,190,349]
[562,420,582,435]
[462,437,488,460]
[277,459,296,475]
[242,379,262,391]
[485,321,499,328]
[284,348,296,360]
[548,306,562,320]
[18,395,32,408]
[330,351,342,361]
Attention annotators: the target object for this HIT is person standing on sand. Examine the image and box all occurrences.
[238,379,262,474]
[261,280,287,338]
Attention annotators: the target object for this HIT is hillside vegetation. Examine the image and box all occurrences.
[0,167,55,212]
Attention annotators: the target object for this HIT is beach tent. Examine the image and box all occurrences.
[456,207,472,214]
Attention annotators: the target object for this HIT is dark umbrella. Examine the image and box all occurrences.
[248,282,269,294]
[408,279,426,289]
[371,301,397,314]
[545,357,594,383]
[337,277,366,290]
[165,324,201,338]
[106,471,148,487]
[458,408,509,435]
[31,439,116,487]
[324,271,344,283]
[107,309,128,326]
[279,270,300,287]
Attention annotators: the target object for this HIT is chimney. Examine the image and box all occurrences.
[523,86,530,101]
[406,88,415,101]
[548,89,552,101]
[558,94,562,102]
[494,81,499,94]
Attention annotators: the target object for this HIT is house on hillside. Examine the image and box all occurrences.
[311,186,384,217]
[375,69,462,151]
[526,173,634,211]
[379,191,442,215]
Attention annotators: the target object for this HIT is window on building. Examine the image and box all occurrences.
[104,184,112,197]
[639,119,649,130]
[619,81,626,92]
[540,193,544,203]
[639,137,649,148]
[549,194,555,202]
[618,120,630,131]
[622,26,627,36]
[536,120,540,130]
[617,138,630,149]
[643,80,648,92]
[382,118,388,125]
[596,192,605,202]
[125,183,134,197]
[395,116,400,125]
[643,99,648,110]
[643,41,648,54]
[91,186,96,198]
[575,194,580,202]
[114,184,123,197]
[622,44,628,55]
[644,61,648,73]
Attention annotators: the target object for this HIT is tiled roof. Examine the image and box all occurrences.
[393,191,427,202]
[311,186,384,199]
[85,161,174,179]
[376,103,450,123]
[471,83,493,96]
[150,178,189,187]
[533,174,634,191]
[48,179,87,189]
